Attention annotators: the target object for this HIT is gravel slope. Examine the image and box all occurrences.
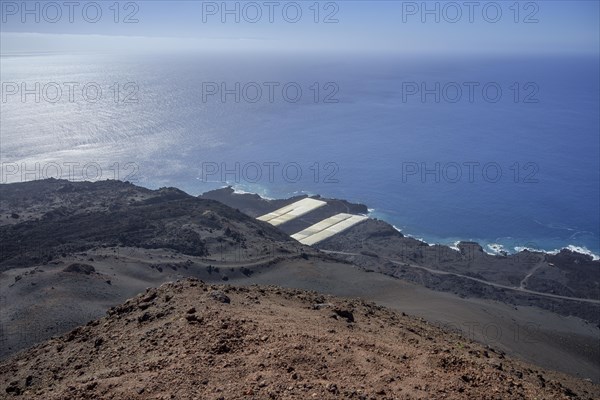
[1,279,597,400]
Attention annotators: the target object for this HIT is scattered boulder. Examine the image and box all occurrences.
[137,312,152,323]
[5,381,21,395]
[185,314,201,323]
[209,290,231,304]
[333,309,354,323]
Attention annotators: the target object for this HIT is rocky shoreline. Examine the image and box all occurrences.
[0,179,598,387]
[201,186,600,324]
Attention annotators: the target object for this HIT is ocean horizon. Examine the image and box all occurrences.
[1,51,598,257]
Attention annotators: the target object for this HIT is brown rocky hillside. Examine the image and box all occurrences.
[1,279,597,400]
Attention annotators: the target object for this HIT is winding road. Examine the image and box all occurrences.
[320,250,600,305]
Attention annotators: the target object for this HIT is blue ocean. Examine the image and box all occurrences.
[1,52,598,257]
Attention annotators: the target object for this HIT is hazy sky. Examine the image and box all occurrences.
[1,1,599,54]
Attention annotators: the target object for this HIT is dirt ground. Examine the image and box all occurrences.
[1,279,598,400]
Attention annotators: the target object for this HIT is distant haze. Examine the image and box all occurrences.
[1,1,598,55]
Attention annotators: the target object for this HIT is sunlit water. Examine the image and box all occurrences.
[1,52,598,257]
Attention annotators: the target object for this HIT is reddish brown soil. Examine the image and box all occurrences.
[1,278,597,400]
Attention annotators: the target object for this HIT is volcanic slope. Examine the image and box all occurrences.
[1,279,598,400]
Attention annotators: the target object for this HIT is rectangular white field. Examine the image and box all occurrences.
[291,213,353,241]
[256,198,327,227]
[291,213,368,246]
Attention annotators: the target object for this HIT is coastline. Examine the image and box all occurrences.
[225,182,600,262]
[1,178,598,385]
